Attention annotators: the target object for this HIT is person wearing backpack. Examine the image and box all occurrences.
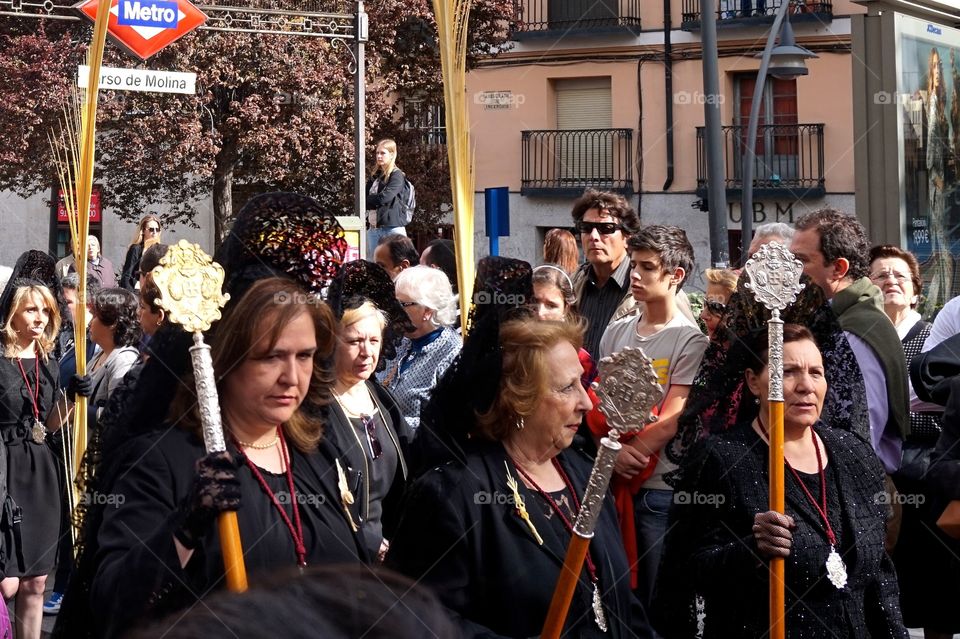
[366,139,414,252]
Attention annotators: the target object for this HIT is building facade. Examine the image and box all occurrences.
[468,0,863,286]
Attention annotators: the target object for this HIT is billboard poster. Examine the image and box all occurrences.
[896,14,960,315]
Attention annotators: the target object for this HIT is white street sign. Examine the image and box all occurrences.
[77,65,196,94]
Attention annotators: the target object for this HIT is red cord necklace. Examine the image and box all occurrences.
[16,348,46,444]
[756,420,847,589]
[235,427,307,567]
[511,457,608,630]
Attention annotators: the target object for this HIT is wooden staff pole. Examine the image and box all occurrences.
[744,242,803,639]
[768,316,786,639]
[541,535,591,639]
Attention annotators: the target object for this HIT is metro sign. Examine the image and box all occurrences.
[75,0,207,60]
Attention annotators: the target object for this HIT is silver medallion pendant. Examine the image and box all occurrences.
[31,420,47,444]
[825,546,847,589]
[592,582,608,632]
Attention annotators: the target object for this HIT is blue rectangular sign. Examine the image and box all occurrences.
[117,0,179,29]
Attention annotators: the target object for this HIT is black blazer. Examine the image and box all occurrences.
[365,168,406,227]
[653,422,907,639]
[119,243,142,291]
[90,427,367,638]
[321,381,411,547]
[388,442,652,639]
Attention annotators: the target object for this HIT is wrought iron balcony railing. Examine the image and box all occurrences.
[512,0,641,38]
[681,0,832,30]
[522,128,633,197]
[695,123,825,198]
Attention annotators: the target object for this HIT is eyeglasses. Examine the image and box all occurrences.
[360,414,383,460]
[576,221,622,235]
[398,300,419,308]
[146,226,160,233]
[869,270,909,284]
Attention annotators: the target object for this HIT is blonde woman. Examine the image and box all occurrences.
[366,139,409,249]
[0,252,89,639]
[327,300,410,559]
[700,268,738,339]
[120,215,162,290]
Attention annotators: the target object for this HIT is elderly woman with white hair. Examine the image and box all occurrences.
[381,265,462,433]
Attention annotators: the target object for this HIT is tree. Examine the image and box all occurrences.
[0,0,513,244]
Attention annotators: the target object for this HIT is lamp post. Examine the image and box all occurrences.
[701,0,730,268]
[740,3,817,264]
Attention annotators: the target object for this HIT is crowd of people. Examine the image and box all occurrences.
[0,182,957,639]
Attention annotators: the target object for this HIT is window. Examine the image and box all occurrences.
[734,75,799,182]
[555,77,612,184]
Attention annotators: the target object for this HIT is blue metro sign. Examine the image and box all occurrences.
[117,0,179,28]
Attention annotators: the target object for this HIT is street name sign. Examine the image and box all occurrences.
[78,65,197,94]
[74,0,207,60]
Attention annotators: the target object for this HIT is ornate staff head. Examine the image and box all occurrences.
[743,241,804,407]
[743,242,804,314]
[151,240,230,453]
[572,347,662,541]
[152,240,230,334]
[593,347,663,437]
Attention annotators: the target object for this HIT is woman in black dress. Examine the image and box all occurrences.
[0,267,66,639]
[119,215,161,290]
[654,325,907,638]
[389,316,651,638]
[90,277,368,638]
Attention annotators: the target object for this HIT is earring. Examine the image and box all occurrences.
[514,416,525,431]
[754,396,760,406]
[156,319,163,327]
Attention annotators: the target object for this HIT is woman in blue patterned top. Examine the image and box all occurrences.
[381,266,461,433]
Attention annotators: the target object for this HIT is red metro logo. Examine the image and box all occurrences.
[74,0,207,60]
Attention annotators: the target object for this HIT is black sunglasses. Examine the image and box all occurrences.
[398,300,418,308]
[577,221,622,235]
[145,226,160,232]
[360,414,383,460]
[704,301,726,315]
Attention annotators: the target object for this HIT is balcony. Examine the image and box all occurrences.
[681,0,832,30]
[512,0,641,39]
[522,128,633,197]
[695,123,825,198]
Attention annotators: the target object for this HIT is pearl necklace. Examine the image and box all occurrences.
[231,428,280,450]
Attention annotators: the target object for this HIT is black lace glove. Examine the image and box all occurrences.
[173,451,242,549]
[66,374,93,399]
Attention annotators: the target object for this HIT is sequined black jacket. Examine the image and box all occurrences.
[653,421,908,639]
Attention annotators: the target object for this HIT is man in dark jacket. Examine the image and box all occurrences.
[791,208,910,474]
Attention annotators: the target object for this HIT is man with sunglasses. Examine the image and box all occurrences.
[569,190,641,358]
[570,190,695,358]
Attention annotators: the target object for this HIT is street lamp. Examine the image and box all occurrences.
[739,5,817,264]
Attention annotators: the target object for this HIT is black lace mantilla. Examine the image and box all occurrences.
[666,272,870,487]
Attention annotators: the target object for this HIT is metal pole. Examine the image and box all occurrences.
[741,1,791,264]
[354,1,367,258]
[700,0,730,268]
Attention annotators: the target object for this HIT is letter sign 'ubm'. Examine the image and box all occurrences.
[117,0,179,28]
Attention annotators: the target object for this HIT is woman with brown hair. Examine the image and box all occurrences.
[120,215,162,291]
[542,228,579,275]
[389,316,651,638]
[89,278,367,638]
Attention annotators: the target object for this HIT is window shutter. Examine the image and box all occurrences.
[555,78,612,183]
